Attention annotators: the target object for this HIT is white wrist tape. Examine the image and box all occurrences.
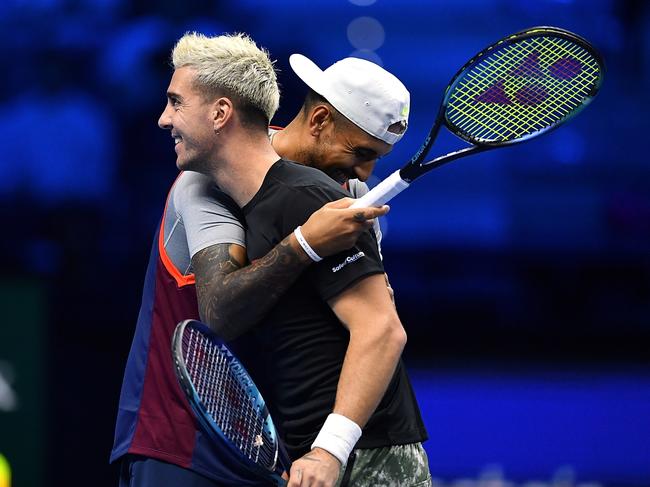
[311,413,362,465]
[293,226,323,262]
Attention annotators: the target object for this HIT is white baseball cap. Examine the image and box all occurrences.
[289,54,410,145]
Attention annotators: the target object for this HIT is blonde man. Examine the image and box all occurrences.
[111,33,388,487]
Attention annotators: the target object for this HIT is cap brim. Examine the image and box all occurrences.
[289,54,328,98]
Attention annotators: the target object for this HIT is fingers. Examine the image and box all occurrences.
[349,204,390,222]
[286,449,340,487]
[321,199,390,220]
[287,466,302,487]
[323,197,355,209]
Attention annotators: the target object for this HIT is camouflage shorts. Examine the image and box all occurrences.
[335,442,432,487]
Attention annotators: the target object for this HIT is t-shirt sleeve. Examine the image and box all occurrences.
[285,184,384,301]
[173,172,246,257]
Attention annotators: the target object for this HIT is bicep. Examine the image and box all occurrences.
[327,273,397,332]
[192,243,247,282]
[192,243,247,316]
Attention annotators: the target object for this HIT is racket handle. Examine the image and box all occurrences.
[350,170,410,209]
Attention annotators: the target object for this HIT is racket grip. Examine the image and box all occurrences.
[350,170,409,209]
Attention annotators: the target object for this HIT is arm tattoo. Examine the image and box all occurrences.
[192,236,311,341]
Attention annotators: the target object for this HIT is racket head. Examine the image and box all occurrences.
[172,319,287,481]
[442,26,604,146]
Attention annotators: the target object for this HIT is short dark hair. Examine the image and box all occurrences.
[301,89,359,135]
[302,89,329,114]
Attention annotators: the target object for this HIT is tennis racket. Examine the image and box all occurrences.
[172,319,290,486]
[351,26,604,209]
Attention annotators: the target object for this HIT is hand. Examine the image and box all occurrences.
[287,448,341,487]
[300,198,389,258]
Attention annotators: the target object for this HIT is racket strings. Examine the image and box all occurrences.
[477,38,594,132]
[446,34,601,143]
[454,38,598,139]
[182,328,278,469]
[452,37,592,137]
[453,39,593,138]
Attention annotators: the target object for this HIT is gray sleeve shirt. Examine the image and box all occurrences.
[162,171,245,276]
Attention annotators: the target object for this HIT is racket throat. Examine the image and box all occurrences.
[419,145,491,173]
[408,106,446,168]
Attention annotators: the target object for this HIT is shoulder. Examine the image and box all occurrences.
[270,159,347,196]
[171,171,240,219]
[244,160,344,237]
[172,171,216,198]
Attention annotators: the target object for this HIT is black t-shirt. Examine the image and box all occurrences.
[239,159,427,459]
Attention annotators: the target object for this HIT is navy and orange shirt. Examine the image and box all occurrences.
[110,172,268,485]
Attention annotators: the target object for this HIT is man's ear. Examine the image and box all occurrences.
[212,97,234,132]
[308,105,333,137]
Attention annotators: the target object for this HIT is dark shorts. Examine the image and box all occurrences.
[119,456,220,487]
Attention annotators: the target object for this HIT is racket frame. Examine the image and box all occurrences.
[401,25,605,182]
[172,319,288,486]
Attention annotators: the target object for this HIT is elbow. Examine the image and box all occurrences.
[197,298,231,340]
[196,297,215,329]
[197,301,209,326]
[390,321,407,353]
[374,316,407,356]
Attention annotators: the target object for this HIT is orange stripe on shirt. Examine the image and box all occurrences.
[158,172,196,288]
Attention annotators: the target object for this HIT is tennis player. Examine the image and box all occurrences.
[234,55,430,487]
[266,54,430,487]
[110,34,389,487]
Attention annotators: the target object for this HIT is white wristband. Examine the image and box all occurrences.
[293,226,323,262]
[311,413,362,465]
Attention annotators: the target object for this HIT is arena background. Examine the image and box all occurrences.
[1,0,649,486]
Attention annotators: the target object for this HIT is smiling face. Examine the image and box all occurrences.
[158,66,219,173]
[303,105,393,184]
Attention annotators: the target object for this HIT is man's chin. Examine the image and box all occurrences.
[177,158,211,176]
[176,157,194,172]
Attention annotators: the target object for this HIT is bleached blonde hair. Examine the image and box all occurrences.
[172,32,280,124]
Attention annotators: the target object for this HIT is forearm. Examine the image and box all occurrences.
[308,316,405,467]
[194,198,390,341]
[301,275,404,477]
[194,235,311,341]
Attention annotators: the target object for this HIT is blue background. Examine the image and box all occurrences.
[0,0,649,486]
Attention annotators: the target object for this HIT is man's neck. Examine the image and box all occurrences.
[271,120,304,163]
[209,132,279,208]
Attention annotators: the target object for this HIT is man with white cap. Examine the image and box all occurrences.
[236,54,431,486]
[272,53,408,189]
[270,54,411,298]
